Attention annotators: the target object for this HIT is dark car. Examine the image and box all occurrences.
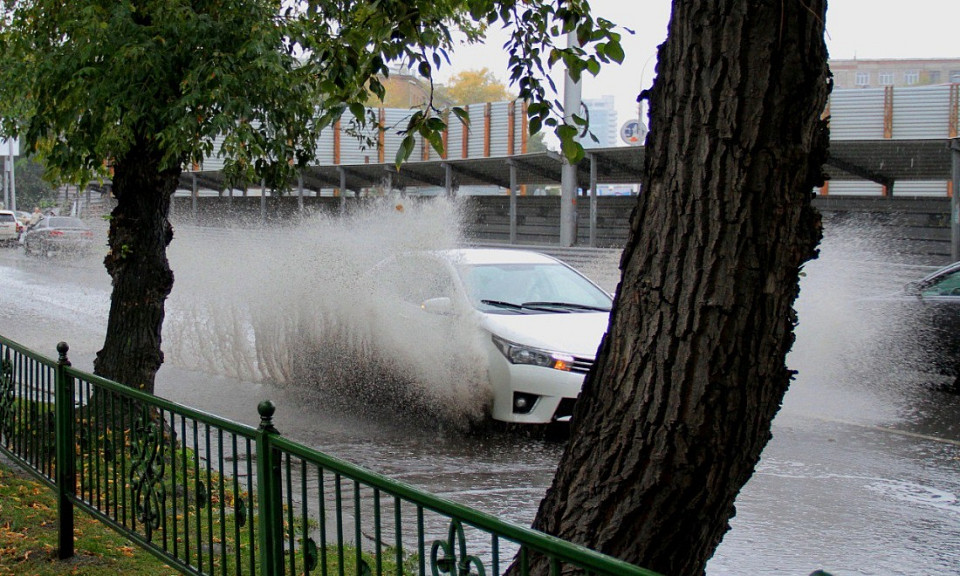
[897,260,960,392]
[22,216,95,256]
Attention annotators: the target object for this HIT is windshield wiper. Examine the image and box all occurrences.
[480,299,524,310]
[520,301,612,312]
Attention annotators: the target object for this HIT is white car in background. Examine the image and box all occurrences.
[368,248,612,424]
[0,210,23,245]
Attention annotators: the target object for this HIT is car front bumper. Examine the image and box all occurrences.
[486,351,586,424]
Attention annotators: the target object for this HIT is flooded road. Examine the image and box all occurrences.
[1,209,958,575]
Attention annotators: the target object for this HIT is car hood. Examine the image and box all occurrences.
[480,311,610,358]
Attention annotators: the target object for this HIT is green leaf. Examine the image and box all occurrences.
[349,103,366,122]
[559,137,584,163]
[418,61,432,79]
[427,131,445,157]
[557,124,577,141]
[586,59,601,76]
[395,134,415,166]
[605,40,625,64]
[451,107,470,126]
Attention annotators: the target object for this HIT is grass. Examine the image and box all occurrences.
[0,457,181,576]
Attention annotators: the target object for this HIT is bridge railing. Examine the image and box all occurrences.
[0,335,660,576]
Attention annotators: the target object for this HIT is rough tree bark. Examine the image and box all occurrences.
[92,137,180,395]
[528,2,830,575]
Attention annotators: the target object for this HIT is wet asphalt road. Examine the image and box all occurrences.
[1,221,958,575]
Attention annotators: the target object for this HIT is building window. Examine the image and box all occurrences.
[855,72,870,87]
[950,70,960,83]
[878,72,894,86]
[904,70,919,85]
[927,71,941,84]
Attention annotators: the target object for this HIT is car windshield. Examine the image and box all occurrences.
[919,267,960,297]
[45,217,88,229]
[457,262,612,313]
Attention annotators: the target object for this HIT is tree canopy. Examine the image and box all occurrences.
[0,0,624,396]
[0,0,623,180]
[439,68,516,104]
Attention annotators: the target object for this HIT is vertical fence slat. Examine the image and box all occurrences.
[335,473,344,576]
[300,459,309,576]
[232,433,242,576]
[218,428,227,576]
[394,497,402,576]
[318,465,328,575]
[286,453,295,576]
[194,419,203,570]
[246,436,256,576]
[205,424,214,576]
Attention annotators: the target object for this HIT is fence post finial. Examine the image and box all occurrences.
[257,400,277,434]
[56,341,70,366]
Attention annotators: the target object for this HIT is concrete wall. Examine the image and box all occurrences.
[168,194,955,266]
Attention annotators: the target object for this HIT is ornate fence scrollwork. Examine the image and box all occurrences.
[431,519,487,576]
[0,350,14,446]
[130,408,167,541]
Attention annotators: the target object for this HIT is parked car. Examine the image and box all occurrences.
[895,260,960,392]
[363,248,613,424]
[0,210,23,245]
[22,216,95,256]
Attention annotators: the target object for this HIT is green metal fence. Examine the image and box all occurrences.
[0,335,660,576]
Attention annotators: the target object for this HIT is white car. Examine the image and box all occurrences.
[366,248,612,424]
[0,210,23,245]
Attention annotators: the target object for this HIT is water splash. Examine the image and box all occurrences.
[784,216,946,426]
[164,195,490,425]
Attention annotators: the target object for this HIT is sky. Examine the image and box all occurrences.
[434,1,960,136]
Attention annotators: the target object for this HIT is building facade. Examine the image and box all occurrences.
[830,58,960,90]
[582,96,619,148]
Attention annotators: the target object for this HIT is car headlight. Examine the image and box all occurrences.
[492,334,575,371]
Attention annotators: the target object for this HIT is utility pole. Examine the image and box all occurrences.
[951,137,960,261]
[3,138,17,212]
[559,32,582,247]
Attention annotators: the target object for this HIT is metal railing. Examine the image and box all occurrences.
[0,335,660,576]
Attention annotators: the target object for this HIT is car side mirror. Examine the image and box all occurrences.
[421,297,454,315]
[903,281,921,295]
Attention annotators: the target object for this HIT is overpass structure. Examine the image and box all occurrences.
[174,84,960,251]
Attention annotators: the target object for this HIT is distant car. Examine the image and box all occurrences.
[22,216,95,256]
[0,210,22,245]
[363,248,613,424]
[896,261,960,391]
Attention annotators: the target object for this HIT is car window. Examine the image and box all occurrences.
[47,217,87,229]
[459,263,611,311]
[0,214,15,223]
[921,269,960,297]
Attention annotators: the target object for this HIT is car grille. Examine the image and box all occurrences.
[569,356,594,374]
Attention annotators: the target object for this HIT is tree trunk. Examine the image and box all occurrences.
[93,138,178,395]
[528,2,829,575]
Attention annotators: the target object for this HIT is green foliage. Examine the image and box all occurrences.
[8,156,59,212]
[0,0,625,183]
